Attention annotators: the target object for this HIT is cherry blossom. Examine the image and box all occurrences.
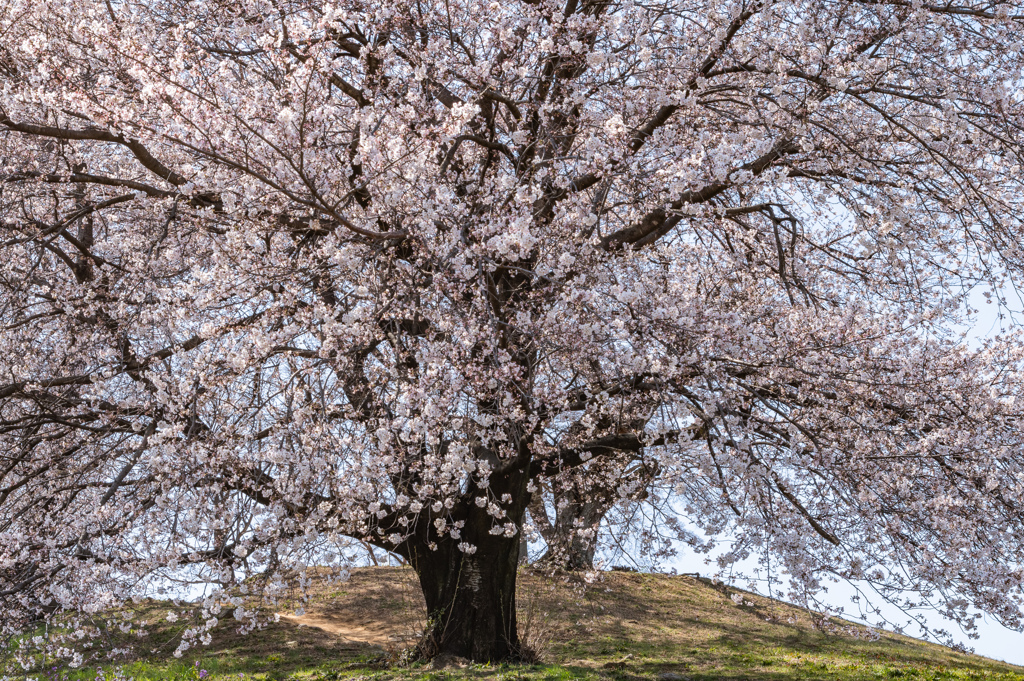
[0,0,1023,663]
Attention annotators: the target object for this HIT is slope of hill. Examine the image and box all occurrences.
[6,566,1023,681]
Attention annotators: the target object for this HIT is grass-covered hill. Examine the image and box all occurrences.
[7,566,1024,681]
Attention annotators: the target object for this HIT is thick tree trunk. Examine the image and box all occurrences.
[408,532,523,662]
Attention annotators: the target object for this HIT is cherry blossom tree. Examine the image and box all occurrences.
[2,0,1024,664]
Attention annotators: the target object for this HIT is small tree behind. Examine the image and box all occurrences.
[530,454,660,570]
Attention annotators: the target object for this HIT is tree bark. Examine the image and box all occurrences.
[407,532,524,662]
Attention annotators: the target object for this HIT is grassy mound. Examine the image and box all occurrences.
[5,566,1022,681]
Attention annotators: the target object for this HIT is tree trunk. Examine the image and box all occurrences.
[532,495,604,570]
[529,454,660,570]
[407,531,524,662]
[548,521,599,570]
[529,480,607,571]
[518,508,530,564]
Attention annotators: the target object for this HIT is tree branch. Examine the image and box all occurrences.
[0,116,188,186]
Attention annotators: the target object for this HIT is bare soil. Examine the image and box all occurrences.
[275,567,425,648]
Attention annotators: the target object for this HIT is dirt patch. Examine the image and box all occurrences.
[276,612,419,647]
[276,566,426,648]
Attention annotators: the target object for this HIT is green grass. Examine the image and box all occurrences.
[4,567,1022,681]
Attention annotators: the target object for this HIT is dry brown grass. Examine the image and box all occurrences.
[9,566,1024,680]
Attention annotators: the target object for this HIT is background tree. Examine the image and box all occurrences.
[528,451,660,570]
[1,0,1024,666]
